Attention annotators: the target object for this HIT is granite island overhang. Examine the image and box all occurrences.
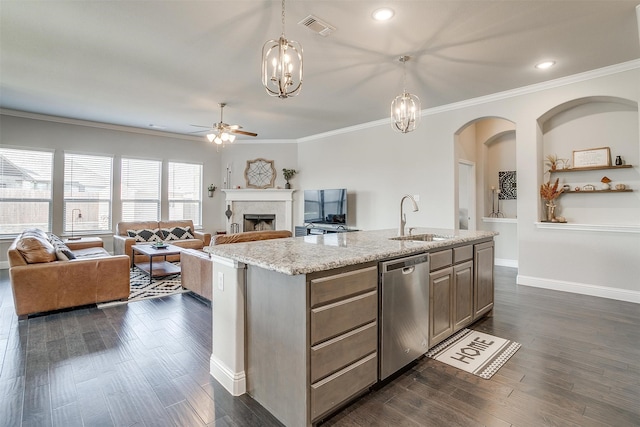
[202,228,498,427]
[203,228,498,275]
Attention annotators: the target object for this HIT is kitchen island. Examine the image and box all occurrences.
[203,228,497,427]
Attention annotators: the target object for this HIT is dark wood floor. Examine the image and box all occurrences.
[1,267,639,427]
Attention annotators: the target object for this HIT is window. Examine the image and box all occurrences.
[64,153,113,234]
[168,162,202,227]
[121,158,161,221]
[0,147,54,235]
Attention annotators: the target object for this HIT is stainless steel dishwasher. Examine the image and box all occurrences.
[379,253,430,380]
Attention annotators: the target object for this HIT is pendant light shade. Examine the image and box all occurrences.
[261,0,303,98]
[391,56,421,133]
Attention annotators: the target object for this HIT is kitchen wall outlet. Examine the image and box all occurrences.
[413,194,420,202]
[217,271,224,291]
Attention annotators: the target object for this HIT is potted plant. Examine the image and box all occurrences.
[208,184,217,197]
[282,168,297,189]
[545,154,558,171]
[540,178,564,221]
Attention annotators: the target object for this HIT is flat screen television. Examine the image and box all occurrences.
[304,189,347,225]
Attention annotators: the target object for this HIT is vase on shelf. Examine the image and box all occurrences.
[285,182,291,189]
[546,201,556,222]
[615,155,623,166]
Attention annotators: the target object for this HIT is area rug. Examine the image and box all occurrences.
[425,328,521,379]
[98,264,188,308]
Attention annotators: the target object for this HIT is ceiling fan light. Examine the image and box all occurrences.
[214,136,223,145]
[206,133,215,143]
[228,134,236,143]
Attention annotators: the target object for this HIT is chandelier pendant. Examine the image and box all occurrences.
[391,56,421,133]
[261,0,303,98]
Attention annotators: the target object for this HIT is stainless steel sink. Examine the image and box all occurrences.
[390,233,454,242]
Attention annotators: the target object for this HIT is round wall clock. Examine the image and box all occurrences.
[244,158,276,189]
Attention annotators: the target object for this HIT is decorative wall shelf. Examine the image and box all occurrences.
[549,164,633,173]
[535,222,640,233]
[562,189,633,194]
[481,217,517,224]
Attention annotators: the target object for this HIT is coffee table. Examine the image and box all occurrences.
[131,243,183,284]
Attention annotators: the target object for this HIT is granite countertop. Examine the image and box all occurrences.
[203,228,497,275]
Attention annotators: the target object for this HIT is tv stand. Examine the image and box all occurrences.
[295,225,358,236]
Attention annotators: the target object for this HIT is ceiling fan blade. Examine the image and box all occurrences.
[228,124,241,130]
[231,129,258,137]
[190,124,212,128]
[189,129,210,134]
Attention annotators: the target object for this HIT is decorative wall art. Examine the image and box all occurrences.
[498,171,517,200]
[572,147,611,168]
[244,158,276,189]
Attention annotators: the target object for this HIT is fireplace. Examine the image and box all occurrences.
[222,189,294,233]
[244,214,275,232]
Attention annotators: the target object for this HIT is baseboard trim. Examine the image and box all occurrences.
[495,258,518,268]
[210,354,246,396]
[517,275,640,304]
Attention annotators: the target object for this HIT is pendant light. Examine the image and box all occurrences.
[391,56,421,133]
[261,0,303,98]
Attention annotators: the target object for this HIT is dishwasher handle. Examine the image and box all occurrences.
[402,266,415,275]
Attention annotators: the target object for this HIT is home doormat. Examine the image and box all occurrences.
[425,328,521,379]
[97,264,188,308]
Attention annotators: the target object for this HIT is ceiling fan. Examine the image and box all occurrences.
[191,103,258,145]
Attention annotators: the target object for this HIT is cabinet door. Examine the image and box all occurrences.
[474,241,495,319]
[453,260,473,330]
[429,266,453,347]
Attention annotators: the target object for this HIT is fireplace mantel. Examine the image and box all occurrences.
[222,189,295,232]
[222,189,295,202]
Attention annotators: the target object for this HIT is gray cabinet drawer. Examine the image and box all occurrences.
[430,249,452,271]
[310,266,377,308]
[311,291,377,345]
[311,353,377,421]
[453,244,473,264]
[310,321,377,383]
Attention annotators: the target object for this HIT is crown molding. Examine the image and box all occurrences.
[298,59,640,143]
[0,108,204,141]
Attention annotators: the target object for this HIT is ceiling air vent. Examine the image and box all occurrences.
[298,15,336,37]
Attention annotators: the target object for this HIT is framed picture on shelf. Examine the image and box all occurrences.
[572,147,611,168]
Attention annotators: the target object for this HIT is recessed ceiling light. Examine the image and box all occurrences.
[372,8,394,21]
[535,61,556,70]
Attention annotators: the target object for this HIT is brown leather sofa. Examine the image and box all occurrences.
[114,220,211,263]
[181,230,292,301]
[8,229,130,319]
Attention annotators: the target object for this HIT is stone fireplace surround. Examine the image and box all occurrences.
[222,189,295,233]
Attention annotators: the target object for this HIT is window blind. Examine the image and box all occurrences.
[0,147,54,235]
[168,161,202,227]
[121,158,161,222]
[64,152,113,234]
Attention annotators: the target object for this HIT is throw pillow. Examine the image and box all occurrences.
[48,233,77,261]
[127,228,163,242]
[162,226,195,241]
[16,235,57,263]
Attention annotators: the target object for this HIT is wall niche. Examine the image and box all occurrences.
[538,96,639,225]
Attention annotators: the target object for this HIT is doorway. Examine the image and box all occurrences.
[458,160,476,230]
